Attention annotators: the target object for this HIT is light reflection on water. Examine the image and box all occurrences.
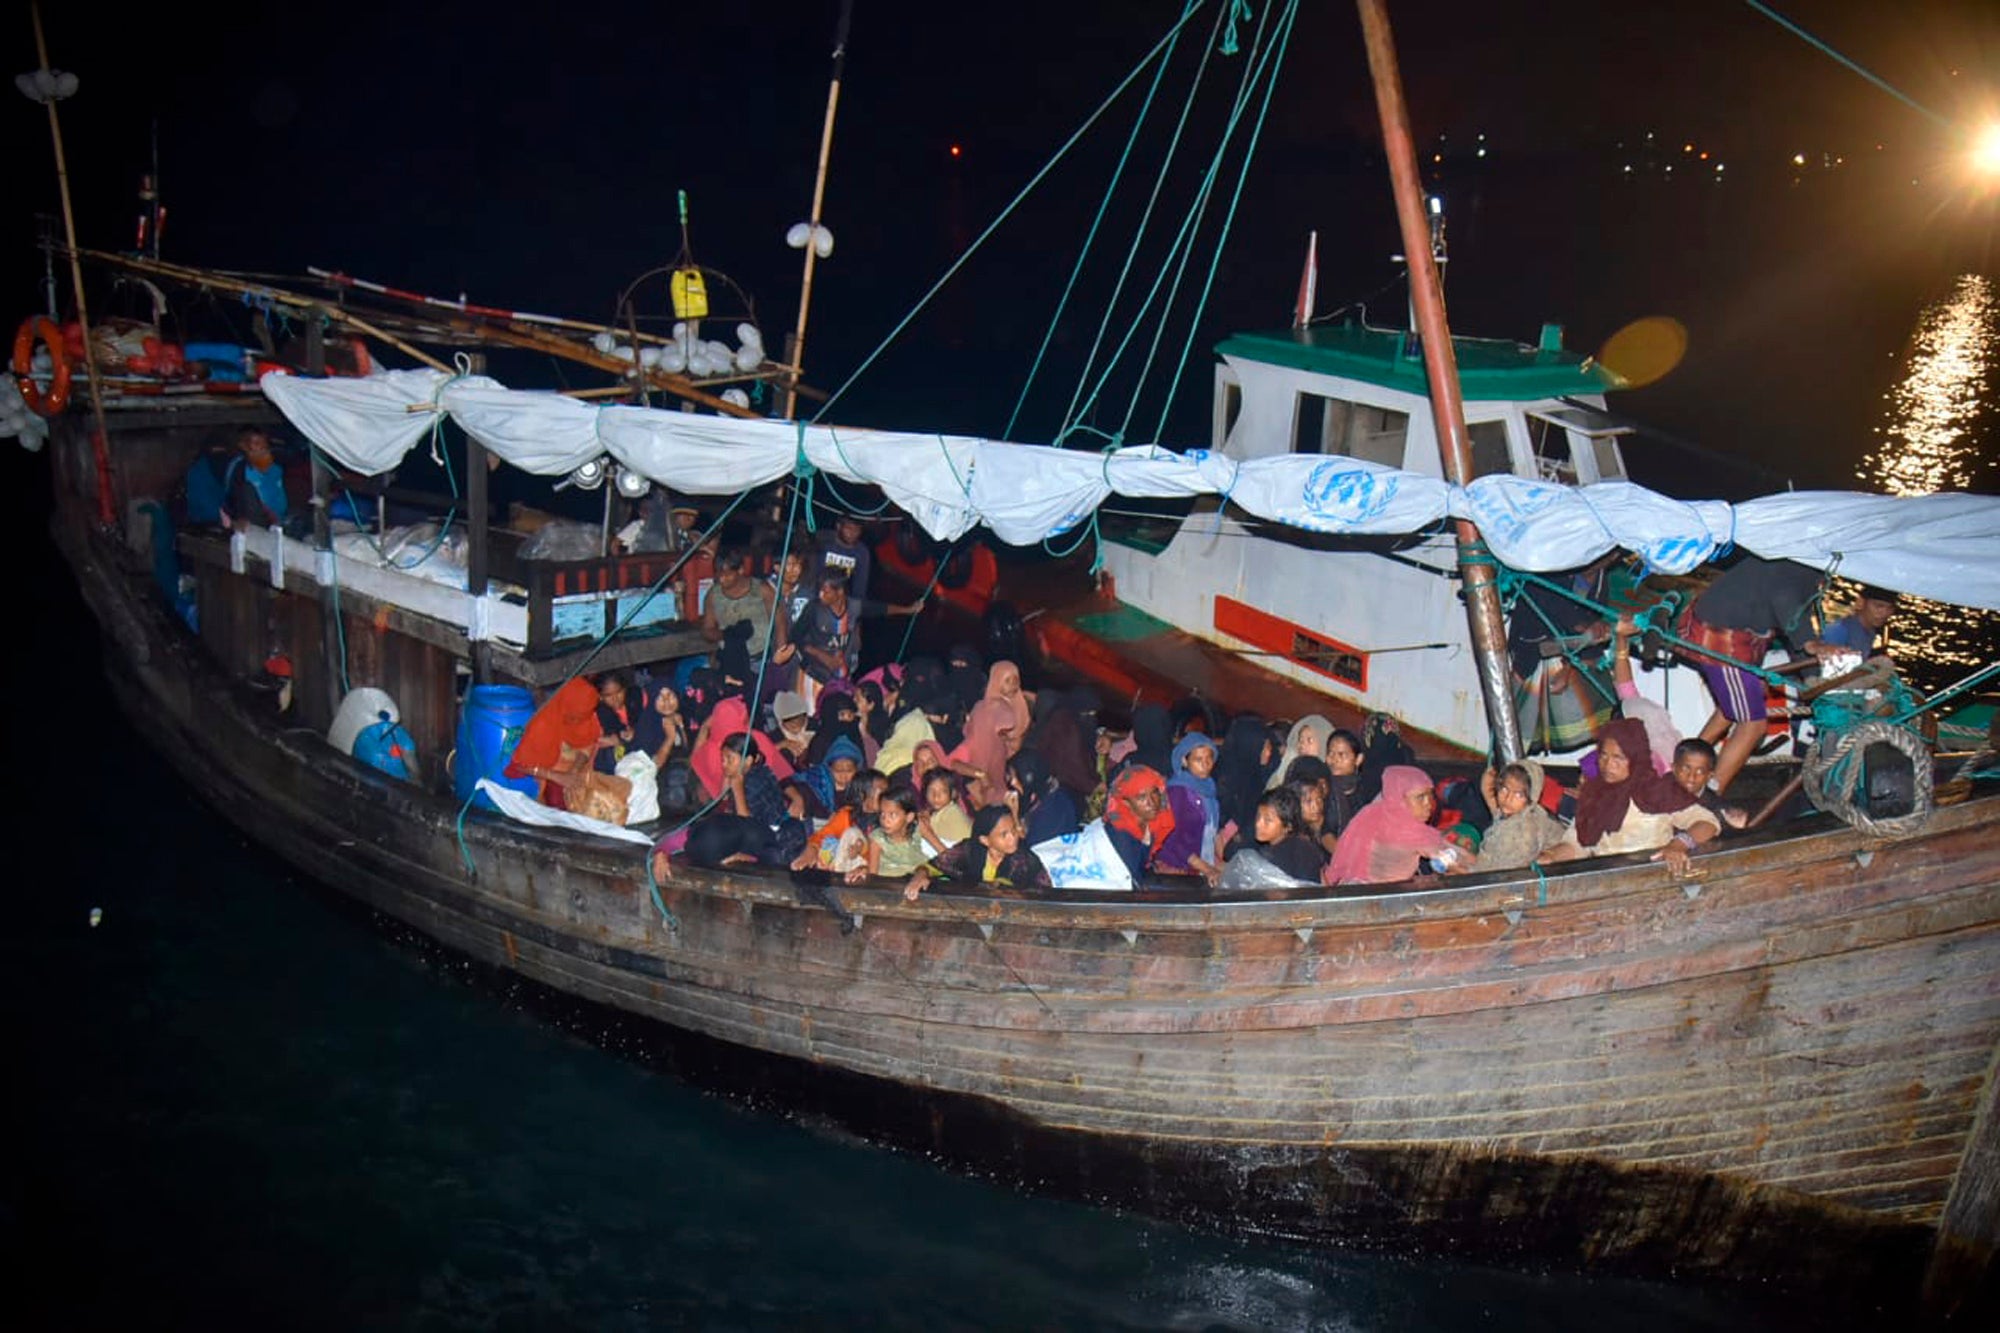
[1848,274,2000,696]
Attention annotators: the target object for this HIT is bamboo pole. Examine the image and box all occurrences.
[319,305,451,372]
[81,248,765,414]
[783,0,852,421]
[29,1,115,526]
[1356,0,1524,762]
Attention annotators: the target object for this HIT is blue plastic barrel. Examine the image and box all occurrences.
[455,685,541,809]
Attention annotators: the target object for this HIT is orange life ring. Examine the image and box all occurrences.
[11,315,71,416]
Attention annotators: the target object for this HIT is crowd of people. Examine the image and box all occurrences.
[492,522,1902,899]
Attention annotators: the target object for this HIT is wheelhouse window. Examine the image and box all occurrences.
[1466,419,1515,478]
[1292,392,1406,467]
[1528,414,1577,483]
[1216,378,1243,449]
[1527,406,1633,484]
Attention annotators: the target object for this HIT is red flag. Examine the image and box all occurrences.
[1293,230,1318,329]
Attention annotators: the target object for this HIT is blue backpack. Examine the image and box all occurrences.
[353,711,418,783]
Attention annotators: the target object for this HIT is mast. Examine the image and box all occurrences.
[1355,0,1524,762]
[28,0,117,527]
[781,0,853,421]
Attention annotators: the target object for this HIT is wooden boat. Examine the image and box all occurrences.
[43,416,2000,1311]
[19,2,2000,1318]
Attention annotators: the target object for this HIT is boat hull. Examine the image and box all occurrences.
[49,440,2000,1312]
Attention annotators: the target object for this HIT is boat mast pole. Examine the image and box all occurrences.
[781,0,852,422]
[1355,0,1523,762]
[29,0,116,528]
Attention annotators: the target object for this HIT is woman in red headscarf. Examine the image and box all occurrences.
[1323,764,1466,886]
[1101,764,1175,883]
[690,696,794,802]
[1543,717,1717,874]
[504,677,604,809]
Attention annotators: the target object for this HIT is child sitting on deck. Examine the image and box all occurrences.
[1477,761,1570,872]
[855,786,931,883]
[902,805,1051,900]
[1247,786,1326,884]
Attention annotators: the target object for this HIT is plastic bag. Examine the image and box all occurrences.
[1217,848,1313,889]
[1032,819,1132,890]
[617,751,661,825]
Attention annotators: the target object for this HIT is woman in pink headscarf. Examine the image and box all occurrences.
[1324,765,1471,885]
[690,696,793,802]
[983,661,1034,756]
[948,697,1015,809]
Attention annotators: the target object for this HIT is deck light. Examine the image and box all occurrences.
[559,458,607,492]
[614,466,651,500]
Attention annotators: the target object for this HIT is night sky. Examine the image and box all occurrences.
[6,0,1997,440]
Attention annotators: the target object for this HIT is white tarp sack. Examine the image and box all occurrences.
[473,779,655,846]
[328,686,400,756]
[1733,491,2000,612]
[1456,477,1734,576]
[261,368,499,476]
[1033,819,1133,891]
[616,751,661,826]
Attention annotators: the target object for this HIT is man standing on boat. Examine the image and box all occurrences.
[1675,555,1832,793]
[813,515,873,602]
[702,546,779,658]
[791,571,924,706]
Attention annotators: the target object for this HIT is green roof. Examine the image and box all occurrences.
[1216,323,1624,402]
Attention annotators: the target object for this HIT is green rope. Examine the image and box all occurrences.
[894,545,954,664]
[1028,0,1223,444]
[1145,0,1299,443]
[1740,1,1952,130]
[810,1,1215,425]
[1063,0,1288,445]
[1219,0,1253,55]
[1498,562,1795,691]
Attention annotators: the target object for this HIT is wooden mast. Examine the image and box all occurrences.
[1355,0,1524,762]
[28,0,116,527]
[781,0,853,421]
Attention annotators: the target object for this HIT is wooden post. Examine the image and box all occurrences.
[1355,0,1524,762]
[29,0,116,528]
[305,314,341,716]
[466,434,492,684]
[782,0,852,421]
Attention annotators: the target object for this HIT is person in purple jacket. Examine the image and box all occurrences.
[1157,732,1223,886]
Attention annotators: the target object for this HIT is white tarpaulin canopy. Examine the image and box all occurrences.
[262,369,2000,611]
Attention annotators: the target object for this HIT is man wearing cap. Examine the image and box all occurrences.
[1814,586,1899,657]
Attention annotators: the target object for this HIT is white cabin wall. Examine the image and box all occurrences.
[1102,526,1491,748]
